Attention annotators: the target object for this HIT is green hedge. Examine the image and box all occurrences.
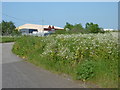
[12,33,118,88]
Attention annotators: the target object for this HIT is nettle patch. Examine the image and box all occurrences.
[75,60,95,81]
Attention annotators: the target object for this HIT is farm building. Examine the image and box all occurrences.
[16,24,64,35]
[103,29,114,31]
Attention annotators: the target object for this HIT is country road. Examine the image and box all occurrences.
[2,42,88,88]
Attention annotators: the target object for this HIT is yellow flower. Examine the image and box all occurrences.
[83,79,86,82]
[22,56,25,59]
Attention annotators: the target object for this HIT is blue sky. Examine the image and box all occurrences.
[2,2,118,29]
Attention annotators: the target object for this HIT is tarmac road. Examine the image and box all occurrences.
[2,42,86,88]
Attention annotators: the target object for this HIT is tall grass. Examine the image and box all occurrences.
[12,33,119,88]
[0,36,16,43]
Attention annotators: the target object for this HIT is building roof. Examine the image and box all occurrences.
[17,24,64,30]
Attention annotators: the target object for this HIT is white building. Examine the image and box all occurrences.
[103,29,114,31]
[16,24,64,35]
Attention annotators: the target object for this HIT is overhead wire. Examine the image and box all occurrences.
[2,13,43,23]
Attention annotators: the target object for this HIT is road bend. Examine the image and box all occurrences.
[2,42,89,88]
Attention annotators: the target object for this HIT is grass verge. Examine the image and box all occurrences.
[0,36,20,43]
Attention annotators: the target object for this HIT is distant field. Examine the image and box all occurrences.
[12,32,119,88]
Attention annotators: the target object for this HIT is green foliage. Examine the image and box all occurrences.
[64,22,74,30]
[57,22,104,34]
[54,29,68,34]
[11,29,21,36]
[64,22,85,34]
[0,23,1,35]
[55,23,86,34]
[70,23,86,34]
[73,23,84,30]
[85,22,104,33]
[75,60,95,81]
[0,36,19,43]
[1,20,21,36]
[12,33,118,88]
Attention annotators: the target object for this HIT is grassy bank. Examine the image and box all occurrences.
[0,36,20,43]
[12,33,119,88]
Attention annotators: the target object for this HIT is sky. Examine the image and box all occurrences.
[2,2,118,29]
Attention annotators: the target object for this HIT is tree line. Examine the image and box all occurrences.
[55,22,105,34]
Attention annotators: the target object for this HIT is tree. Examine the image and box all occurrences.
[11,29,21,36]
[70,23,86,34]
[85,22,104,33]
[73,23,84,30]
[56,22,104,34]
[1,20,20,36]
[64,22,86,34]
[85,22,90,29]
[64,22,74,30]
